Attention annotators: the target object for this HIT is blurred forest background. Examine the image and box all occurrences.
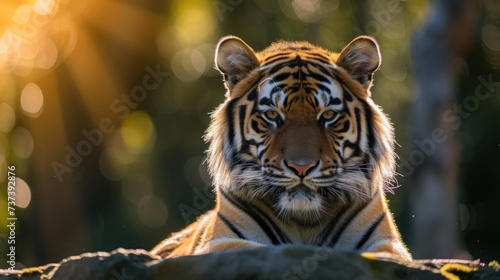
[0,0,498,268]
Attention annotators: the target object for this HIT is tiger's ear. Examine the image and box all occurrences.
[215,36,259,89]
[336,36,381,88]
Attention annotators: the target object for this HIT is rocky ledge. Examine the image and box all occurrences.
[1,246,499,280]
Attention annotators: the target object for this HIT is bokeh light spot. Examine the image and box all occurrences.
[190,49,206,75]
[280,0,338,24]
[482,23,500,52]
[291,0,322,23]
[171,49,208,81]
[14,178,32,208]
[0,103,16,133]
[34,0,56,15]
[120,111,156,154]
[35,39,58,69]
[0,136,7,182]
[12,5,31,25]
[11,127,34,159]
[20,83,44,117]
[99,148,128,181]
[380,50,407,82]
[174,8,214,46]
[122,173,153,205]
[137,195,168,228]
[110,131,139,164]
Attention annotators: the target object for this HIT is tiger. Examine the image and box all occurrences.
[151,35,412,261]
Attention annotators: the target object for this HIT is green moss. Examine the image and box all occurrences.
[20,267,45,275]
[488,260,500,269]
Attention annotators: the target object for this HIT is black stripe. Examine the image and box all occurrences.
[317,84,331,95]
[257,146,268,160]
[251,205,291,244]
[362,101,377,160]
[343,141,361,159]
[354,108,362,144]
[326,199,372,247]
[271,85,284,95]
[263,53,292,64]
[218,212,247,240]
[251,119,266,134]
[220,189,285,245]
[342,87,353,102]
[343,107,362,159]
[238,105,247,140]
[306,61,332,76]
[304,53,331,64]
[259,97,272,106]
[316,203,351,245]
[343,102,352,117]
[335,120,350,133]
[225,98,238,147]
[268,57,303,75]
[272,72,291,82]
[328,96,341,105]
[247,88,258,101]
[355,213,385,250]
[268,64,289,76]
[262,57,292,69]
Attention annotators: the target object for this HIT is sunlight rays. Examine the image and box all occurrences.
[65,26,125,125]
[85,0,163,57]
[0,0,166,241]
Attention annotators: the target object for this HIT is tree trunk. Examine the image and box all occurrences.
[409,0,478,259]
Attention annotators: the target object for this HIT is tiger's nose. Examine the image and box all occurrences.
[285,160,317,177]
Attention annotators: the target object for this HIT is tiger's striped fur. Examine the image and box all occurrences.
[151,36,412,261]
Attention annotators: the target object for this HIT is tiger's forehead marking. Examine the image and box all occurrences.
[257,78,286,107]
[256,67,344,112]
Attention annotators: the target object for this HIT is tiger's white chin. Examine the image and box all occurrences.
[276,189,324,216]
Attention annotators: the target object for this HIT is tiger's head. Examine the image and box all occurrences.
[206,36,395,224]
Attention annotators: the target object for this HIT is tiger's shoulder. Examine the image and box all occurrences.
[151,210,216,257]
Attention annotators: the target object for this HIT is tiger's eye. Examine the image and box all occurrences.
[321,110,336,120]
[265,110,279,120]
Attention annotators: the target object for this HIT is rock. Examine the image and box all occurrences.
[1,246,498,280]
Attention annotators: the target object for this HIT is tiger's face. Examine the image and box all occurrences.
[254,76,372,216]
[207,36,395,224]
